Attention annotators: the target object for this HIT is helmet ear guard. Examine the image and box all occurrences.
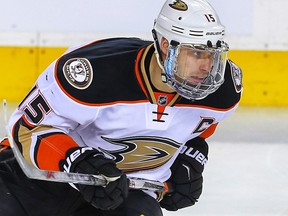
[152,0,229,100]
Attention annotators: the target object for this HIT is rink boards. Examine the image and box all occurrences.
[1,45,288,106]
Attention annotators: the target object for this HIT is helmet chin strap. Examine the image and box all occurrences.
[152,29,163,63]
[162,40,180,84]
[152,29,167,83]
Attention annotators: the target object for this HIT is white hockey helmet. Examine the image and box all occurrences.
[152,0,229,100]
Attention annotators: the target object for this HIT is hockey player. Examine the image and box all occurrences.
[0,0,242,215]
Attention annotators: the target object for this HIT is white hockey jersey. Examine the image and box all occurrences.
[9,38,242,183]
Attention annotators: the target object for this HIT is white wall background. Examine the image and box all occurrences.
[0,0,287,50]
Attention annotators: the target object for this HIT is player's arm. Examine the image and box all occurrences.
[9,84,128,210]
[160,137,208,211]
[10,120,78,171]
[10,119,129,210]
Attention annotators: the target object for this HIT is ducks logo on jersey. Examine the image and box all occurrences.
[100,136,182,172]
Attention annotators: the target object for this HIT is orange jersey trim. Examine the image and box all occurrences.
[0,138,10,153]
[199,123,218,139]
[0,138,10,147]
[36,133,78,171]
[135,47,149,98]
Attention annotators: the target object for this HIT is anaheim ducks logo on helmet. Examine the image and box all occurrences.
[100,136,182,172]
[169,0,188,11]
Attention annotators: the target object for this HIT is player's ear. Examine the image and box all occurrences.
[160,37,169,56]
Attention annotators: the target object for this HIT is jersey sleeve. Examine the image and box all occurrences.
[11,117,78,171]
[8,59,99,171]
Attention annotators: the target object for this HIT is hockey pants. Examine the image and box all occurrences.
[0,148,163,216]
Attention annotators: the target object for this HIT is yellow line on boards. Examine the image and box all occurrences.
[1,46,288,106]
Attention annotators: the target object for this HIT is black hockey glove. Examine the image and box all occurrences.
[160,137,208,211]
[59,147,129,210]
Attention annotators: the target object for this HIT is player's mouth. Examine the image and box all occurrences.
[187,76,206,85]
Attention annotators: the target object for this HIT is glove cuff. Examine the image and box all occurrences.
[60,147,104,172]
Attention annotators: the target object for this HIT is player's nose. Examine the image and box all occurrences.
[199,58,212,73]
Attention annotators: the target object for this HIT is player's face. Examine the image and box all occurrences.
[176,46,213,86]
